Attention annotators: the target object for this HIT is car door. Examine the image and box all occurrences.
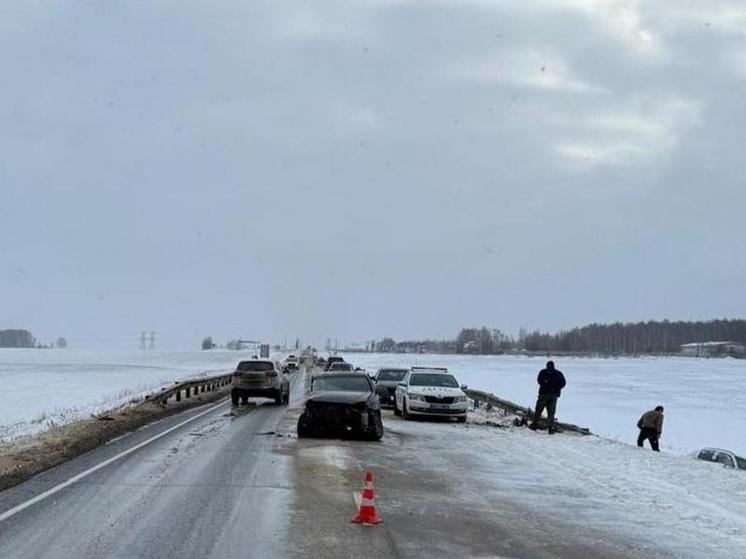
[395,372,410,408]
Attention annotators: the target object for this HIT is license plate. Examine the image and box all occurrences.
[430,404,449,410]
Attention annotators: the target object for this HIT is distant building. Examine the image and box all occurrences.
[680,341,746,357]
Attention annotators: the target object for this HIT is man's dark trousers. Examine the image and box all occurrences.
[535,393,558,429]
[637,427,660,451]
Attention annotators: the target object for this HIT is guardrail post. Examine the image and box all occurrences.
[176,390,181,402]
[186,387,191,398]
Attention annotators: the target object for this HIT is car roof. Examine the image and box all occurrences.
[378,367,409,372]
[700,447,736,455]
[410,366,449,373]
[314,372,369,380]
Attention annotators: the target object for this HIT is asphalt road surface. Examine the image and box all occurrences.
[0,367,675,559]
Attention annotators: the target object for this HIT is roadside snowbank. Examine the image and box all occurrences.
[349,353,746,456]
[384,414,746,558]
[0,349,251,441]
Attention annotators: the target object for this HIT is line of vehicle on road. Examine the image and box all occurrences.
[294,354,470,442]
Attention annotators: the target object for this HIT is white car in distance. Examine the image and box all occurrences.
[394,367,468,422]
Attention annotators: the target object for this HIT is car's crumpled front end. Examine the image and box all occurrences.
[297,389,383,440]
[301,398,370,433]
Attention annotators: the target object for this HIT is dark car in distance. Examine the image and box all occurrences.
[328,362,354,372]
[297,373,383,440]
[324,356,346,371]
[373,368,409,407]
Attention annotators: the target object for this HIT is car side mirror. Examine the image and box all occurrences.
[398,382,406,387]
[461,384,468,390]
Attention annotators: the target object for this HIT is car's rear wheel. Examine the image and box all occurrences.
[274,390,283,405]
[241,394,249,405]
[456,415,467,423]
[231,388,240,406]
[283,389,290,405]
[367,412,384,441]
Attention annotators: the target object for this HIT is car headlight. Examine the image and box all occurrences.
[407,392,424,401]
[455,395,467,403]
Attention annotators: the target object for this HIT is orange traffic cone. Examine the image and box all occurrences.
[351,470,383,525]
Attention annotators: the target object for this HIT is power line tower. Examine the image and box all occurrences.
[149,331,156,351]
[139,331,147,350]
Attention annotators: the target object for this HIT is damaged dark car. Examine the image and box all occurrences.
[297,373,384,440]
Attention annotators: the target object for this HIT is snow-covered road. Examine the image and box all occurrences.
[292,408,746,558]
[2,363,745,558]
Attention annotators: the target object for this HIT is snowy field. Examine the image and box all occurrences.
[0,349,255,441]
[347,353,746,457]
[3,349,745,458]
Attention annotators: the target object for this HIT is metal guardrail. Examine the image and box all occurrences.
[464,388,592,435]
[139,373,234,407]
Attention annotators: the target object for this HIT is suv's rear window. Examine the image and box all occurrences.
[330,363,353,371]
[410,373,459,387]
[238,361,275,372]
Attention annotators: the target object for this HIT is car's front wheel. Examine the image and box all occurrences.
[367,412,384,441]
[393,396,402,416]
[297,413,313,438]
[402,399,412,420]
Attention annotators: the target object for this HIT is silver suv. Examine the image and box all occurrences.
[231,360,290,406]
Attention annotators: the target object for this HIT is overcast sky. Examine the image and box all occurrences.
[2,1,745,349]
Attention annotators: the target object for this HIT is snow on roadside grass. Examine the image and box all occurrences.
[0,349,252,442]
[0,380,169,441]
[391,416,746,558]
[350,352,746,456]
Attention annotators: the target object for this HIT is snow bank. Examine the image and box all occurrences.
[395,417,746,559]
[348,353,746,456]
[0,349,253,441]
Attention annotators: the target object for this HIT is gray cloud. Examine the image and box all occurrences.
[1,0,745,348]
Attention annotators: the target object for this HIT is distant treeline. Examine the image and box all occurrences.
[520,319,746,354]
[372,319,746,355]
[0,329,36,348]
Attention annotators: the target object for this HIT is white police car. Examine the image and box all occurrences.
[394,367,468,422]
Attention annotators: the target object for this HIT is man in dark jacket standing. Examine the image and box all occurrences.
[637,406,664,451]
[529,361,566,434]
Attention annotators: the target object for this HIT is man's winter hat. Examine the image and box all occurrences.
[546,360,555,369]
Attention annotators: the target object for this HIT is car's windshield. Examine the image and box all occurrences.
[378,369,407,381]
[313,376,371,392]
[238,361,274,372]
[410,373,459,388]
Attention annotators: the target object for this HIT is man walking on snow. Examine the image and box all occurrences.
[637,406,664,451]
[529,361,566,434]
